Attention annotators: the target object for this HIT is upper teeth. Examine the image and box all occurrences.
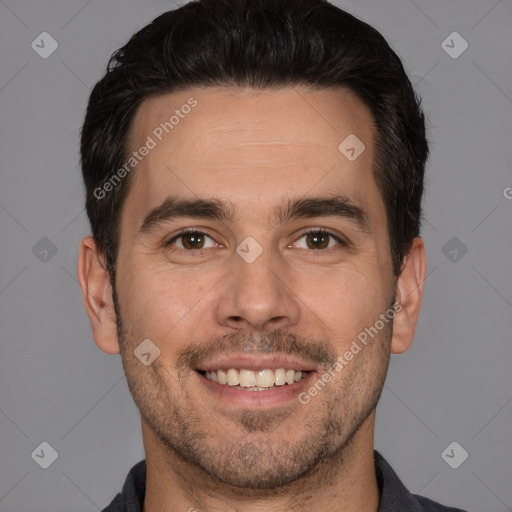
[204,368,305,387]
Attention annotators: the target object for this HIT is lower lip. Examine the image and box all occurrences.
[195,370,317,407]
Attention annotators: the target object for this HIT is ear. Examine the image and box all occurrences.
[77,236,120,354]
[391,237,427,354]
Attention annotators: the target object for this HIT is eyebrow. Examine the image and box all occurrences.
[138,194,372,236]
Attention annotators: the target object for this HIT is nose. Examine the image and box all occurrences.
[215,247,301,332]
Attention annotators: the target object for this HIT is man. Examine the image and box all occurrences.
[77,0,467,510]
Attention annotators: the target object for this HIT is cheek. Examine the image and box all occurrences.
[304,260,387,345]
[117,257,220,341]
[117,240,391,354]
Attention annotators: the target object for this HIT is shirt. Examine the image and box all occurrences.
[102,450,468,512]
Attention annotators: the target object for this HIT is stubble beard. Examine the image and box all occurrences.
[112,284,391,492]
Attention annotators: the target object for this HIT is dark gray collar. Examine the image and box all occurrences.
[102,450,467,512]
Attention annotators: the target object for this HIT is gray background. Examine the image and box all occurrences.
[0,0,511,510]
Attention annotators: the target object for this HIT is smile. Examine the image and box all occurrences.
[200,368,307,390]
[195,367,316,407]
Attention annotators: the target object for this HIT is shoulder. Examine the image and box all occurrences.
[101,494,123,512]
[101,459,146,512]
[413,494,468,512]
[374,450,468,512]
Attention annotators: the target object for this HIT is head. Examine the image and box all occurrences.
[78,0,428,493]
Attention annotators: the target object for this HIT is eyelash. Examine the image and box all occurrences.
[165,227,347,253]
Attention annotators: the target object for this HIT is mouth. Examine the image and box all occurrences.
[192,356,317,407]
[197,368,309,390]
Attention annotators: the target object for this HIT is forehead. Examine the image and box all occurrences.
[124,86,381,227]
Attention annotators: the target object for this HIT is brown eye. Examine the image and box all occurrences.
[168,231,216,250]
[305,232,330,249]
[292,230,345,251]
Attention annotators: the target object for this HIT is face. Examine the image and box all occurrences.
[110,86,398,488]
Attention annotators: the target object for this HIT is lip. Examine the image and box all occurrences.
[193,354,318,372]
[194,369,317,407]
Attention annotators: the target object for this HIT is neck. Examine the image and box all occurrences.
[142,412,380,512]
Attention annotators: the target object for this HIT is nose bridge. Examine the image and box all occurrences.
[214,236,300,331]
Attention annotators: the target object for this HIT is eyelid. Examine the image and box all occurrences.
[165,227,219,246]
[292,227,348,249]
[165,227,349,252]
